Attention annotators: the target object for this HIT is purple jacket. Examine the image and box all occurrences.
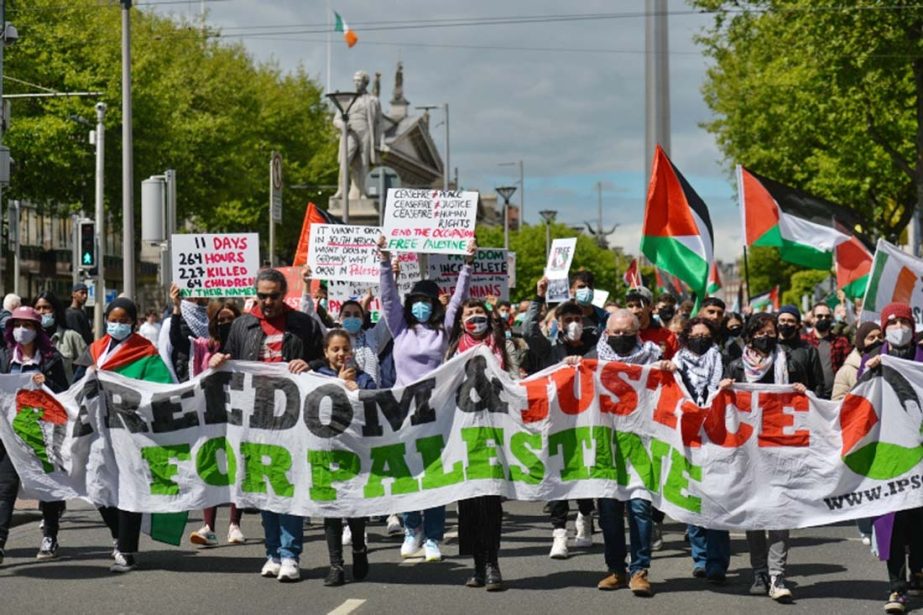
[380,260,471,387]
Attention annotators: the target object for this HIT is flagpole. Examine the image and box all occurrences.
[742,245,752,304]
[325,0,332,94]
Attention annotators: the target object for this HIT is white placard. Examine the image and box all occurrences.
[428,248,509,301]
[171,233,260,298]
[383,189,478,254]
[307,224,381,283]
[545,237,577,280]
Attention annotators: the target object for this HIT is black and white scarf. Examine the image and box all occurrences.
[595,336,662,365]
[672,346,723,405]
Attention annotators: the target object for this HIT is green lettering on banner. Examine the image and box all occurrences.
[650,438,671,488]
[240,442,294,497]
[548,427,592,481]
[589,426,617,480]
[195,437,238,487]
[415,435,465,489]
[308,449,361,501]
[614,431,655,489]
[461,427,506,480]
[508,431,544,484]
[364,443,420,498]
[663,447,702,513]
[141,444,191,495]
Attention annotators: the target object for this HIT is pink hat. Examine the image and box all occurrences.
[7,306,41,327]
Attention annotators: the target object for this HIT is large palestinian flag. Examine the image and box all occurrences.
[641,146,714,299]
[738,166,850,270]
[860,239,923,323]
[836,233,873,300]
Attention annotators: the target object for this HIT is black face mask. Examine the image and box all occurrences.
[726,326,743,338]
[751,336,777,354]
[687,336,713,356]
[218,322,233,348]
[813,319,833,333]
[607,335,637,356]
[658,308,675,323]
[863,339,883,354]
[778,324,798,339]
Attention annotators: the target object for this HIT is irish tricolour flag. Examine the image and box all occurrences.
[334,11,358,48]
[641,146,714,300]
[860,239,923,324]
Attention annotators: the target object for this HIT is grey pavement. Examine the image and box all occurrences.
[0,500,894,614]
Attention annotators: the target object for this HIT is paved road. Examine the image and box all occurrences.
[0,501,893,614]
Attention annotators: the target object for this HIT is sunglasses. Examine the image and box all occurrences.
[257,292,281,301]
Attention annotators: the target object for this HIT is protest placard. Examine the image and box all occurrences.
[592,289,610,308]
[428,248,509,301]
[508,252,517,288]
[545,238,577,280]
[327,253,421,322]
[171,233,259,298]
[383,189,478,254]
[307,224,381,283]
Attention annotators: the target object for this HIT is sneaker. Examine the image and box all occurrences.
[110,551,136,573]
[352,547,369,581]
[861,533,872,546]
[597,572,626,591]
[651,522,664,551]
[386,514,402,535]
[342,524,353,547]
[749,572,770,596]
[401,527,424,558]
[769,574,793,603]
[227,524,245,545]
[189,525,218,547]
[324,564,345,587]
[423,539,442,562]
[261,557,282,578]
[485,562,504,592]
[629,569,654,597]
[908,572,923,596]
[574,512,593,548]
[885,591,909,614]
[549,528,569,559]
[111,540,119,559]
[36,536,58,560]
[277,558,300,582]
[692,567,706,578]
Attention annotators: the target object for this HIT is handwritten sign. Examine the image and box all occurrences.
[327,253,422,323]
[428,249,509,301]
[307,224,381,283]
[171,233,259,298]
[383,189,478,254]
[545,238,577,280]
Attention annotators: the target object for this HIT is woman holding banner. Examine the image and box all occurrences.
[377,235,476,563]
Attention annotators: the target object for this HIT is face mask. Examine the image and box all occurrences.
[13,326,36,345]
[498,310,510,320]
[886,325,913,348]
[607,334,637,356]
[864,339,883,354]
[341,316,363,335]
[835,313,845,323]
[317,298,328,311]
[217,322,233,347]
[565,321,583,342]
[687,336,713,356]
[575,287,593,306]
[411,301,433,323]
[41,314,56,329]
[778,324,798,339]
[464,315,489,337]
[504,329,512,340]
[814,318,833,333]
[107,322,132,341]
[726,326,742,338]
[658,308,675,324]
[751,336,777,354]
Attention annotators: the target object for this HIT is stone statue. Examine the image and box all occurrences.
[372,71,381,98]
[332,70,382,199]
[391,61,408,106]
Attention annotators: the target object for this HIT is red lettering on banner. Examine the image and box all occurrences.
[703,389,754,448]
[646,369,680,429]
[599,362,641,415]
[679,404,707,448]
[555,362,595,415]
[839,393,878,456]
[520,379,550,423]
[758,391,810,447]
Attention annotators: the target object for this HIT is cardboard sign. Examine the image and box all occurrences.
[592,289,610,308]
[545,238,577,280]
[428,248,509,301]
[508,252,517,289]
[307,224,381,283]
[383,189,478,254]
[327,253,422,323]
[547,278,570,304]
[172,233,259,298]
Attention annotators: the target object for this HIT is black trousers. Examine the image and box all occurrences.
[458,495,503,562]
[0,442,66,547]
[324,518,367,567]
[98,507,143,554]
[548,498,594,530]
[888,507,923,593]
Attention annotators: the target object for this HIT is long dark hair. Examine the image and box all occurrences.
[445,299,509,366]
[207,300,241,343]
[34,291,68,332]
[403,295,445,330]
[3,318,57,364]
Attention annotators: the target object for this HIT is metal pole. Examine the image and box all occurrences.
[503,197,510,251]
[340,112,350,224]
[378,167,385,227]
[121,0,135,299]
[71,214,80,287]
[94,103,106,339]
[519,160,524,222]
[443,103,449,191]
[268,158,275,265]
[597,181,603,235]
[0,0,5,298]
[165,169,176,296]
[545,219,551,260]
[11,201,19,296]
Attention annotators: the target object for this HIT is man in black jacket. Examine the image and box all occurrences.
[776,305,825,398]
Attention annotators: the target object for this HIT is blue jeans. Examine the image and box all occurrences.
[598,498,652,575]
[261,511,304,561]
[403,506,445,542]
[688,524,730,576]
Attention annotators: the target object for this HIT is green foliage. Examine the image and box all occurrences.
[5,0,337,261]
[741,246,800,297]
[692,0,922,241]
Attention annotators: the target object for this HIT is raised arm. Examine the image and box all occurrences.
[445,240,477,327]
[377,236,406,337]
[299,266,329,334]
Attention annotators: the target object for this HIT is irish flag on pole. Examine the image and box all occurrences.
[860,239,923,323]
[641,146,714,300]
[334,11,358,48]
[738,165,848,270]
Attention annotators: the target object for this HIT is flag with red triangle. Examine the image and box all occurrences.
[623,258,641,288]
[835,233,873,301]
[707,262,722,296]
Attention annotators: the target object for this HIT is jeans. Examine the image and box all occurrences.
[598,498,652,575]
[747,529,789,576]
[688,525,731,576]
[261,511,304,561]
[548,499,594,530]
[403,506,445,542]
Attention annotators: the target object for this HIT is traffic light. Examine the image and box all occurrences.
[79,221,96,269]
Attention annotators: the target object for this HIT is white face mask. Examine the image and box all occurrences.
[13,326,36,345]
[886,324,913,348]
[565,321,583,342]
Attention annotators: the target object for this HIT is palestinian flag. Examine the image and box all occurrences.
[641,146,714,300]
[860,239,923,323]
[749,286,780,312]
[707,262,722,296]
[655,268,683,298]
[836,233,873,300]
[293,203,342,267]
[334,11,358,47]
[623,258,641,287]
[738,165,849,270]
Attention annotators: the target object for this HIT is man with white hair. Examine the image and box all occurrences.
[0,294,21,348]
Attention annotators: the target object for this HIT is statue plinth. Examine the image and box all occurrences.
[328,196,381,226]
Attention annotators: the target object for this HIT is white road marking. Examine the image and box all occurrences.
[327,598,366,615]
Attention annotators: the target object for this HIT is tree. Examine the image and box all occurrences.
[692,0,922,242]
[782,270,831,308]
[740,246,800,297]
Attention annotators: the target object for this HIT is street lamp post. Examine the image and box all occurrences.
[499,160,524,222]
[539,209,557,259]
[93,102,106,338]
[326,91,360,223]
[495,186,517,252]
[121,0,135,299]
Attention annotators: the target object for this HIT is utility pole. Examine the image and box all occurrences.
[94,103,106,338]
[443,103,449,191]
[121,0,135,299]
[0,0,6,297]
[644,0,670,184]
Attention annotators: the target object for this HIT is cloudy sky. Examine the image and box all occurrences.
[155,0,741,261]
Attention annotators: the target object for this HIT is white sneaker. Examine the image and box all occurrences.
[386,514,403,535]
[342,524,352,546]
[189,525,218,547]
[861,533,871,546]
[400,527,424,558]
[227,524,245,544]
[574,512,593,547]
[549,528,569,559]
[768,574,793,602]
[109,551,136,573]
[277,557,300,582]
[261,557,281,578]
[652,521,664,551]
[423,539,442,562]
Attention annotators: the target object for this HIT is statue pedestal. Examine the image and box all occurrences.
[327,196,381,226]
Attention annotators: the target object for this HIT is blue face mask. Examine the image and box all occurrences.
[411,301,433,323]
[341,316,363,335]
[41,314,56,329]
[575,287,594,306]
[107,322,132,341]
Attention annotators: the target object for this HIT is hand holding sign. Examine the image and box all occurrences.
[382,189,478,254]
[172,233,259,298]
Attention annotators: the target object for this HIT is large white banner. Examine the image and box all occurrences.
[2,352,922,529]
